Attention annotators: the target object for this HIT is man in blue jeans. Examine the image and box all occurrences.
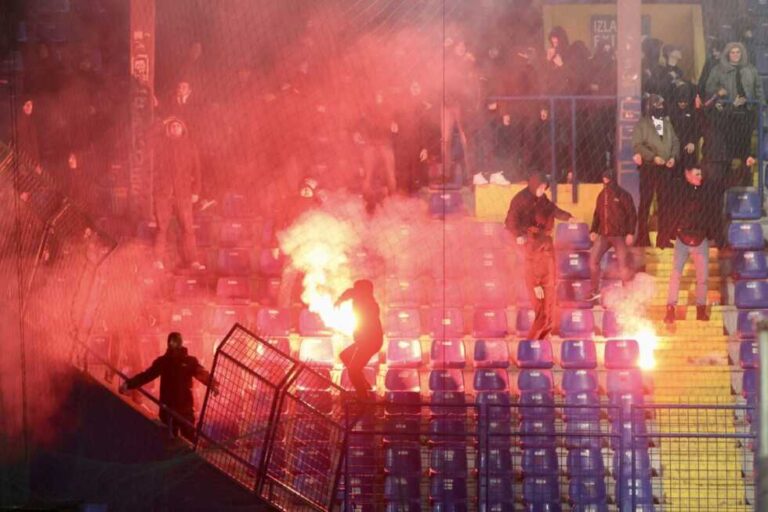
[665,167,714,323]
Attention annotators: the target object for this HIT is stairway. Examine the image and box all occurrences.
[642,242,752,511]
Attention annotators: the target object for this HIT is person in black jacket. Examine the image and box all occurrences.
[120,332,216,440]
[588,169,637,299]
[505,173,574,339]
[664,167,714,324]
[336,280,383,399]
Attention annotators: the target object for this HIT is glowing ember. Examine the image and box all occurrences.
[634,328,659,370]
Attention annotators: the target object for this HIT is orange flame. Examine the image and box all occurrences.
[633,327,659,371]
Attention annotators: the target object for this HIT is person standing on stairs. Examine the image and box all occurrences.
[505,173,575,339]
[588,169,637,300]
[664,166,714,324]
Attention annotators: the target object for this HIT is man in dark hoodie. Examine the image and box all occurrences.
[589,169,637,299]
[545,26,571,94]
[505,173,574,339]
[668,81,701,172]
[120,331,216,440]
[698,38,724,99]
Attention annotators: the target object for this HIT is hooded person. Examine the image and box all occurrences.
[641,37,666,96]
[336,280,383,399]
[668,81,701,172]
[120,331,217,440]
[631,94,680,248]
[545,26,571,94]
[698,38,724,98]
[152,116,205,271]
[505,173,574,339]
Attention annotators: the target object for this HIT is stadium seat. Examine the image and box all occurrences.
[556,251,591,279]
[478,446,513,476]
[566,448,605,478]
[736,309,768,339]
[613,448,652,480]
[561,339,597,369]
[524,504,563,512]
[562,369,599,394]
[430,339,466,368]
[172,275,207,303]
[259,218,275,245]
[517,339,554,369]
[294,445,333,474]
[472,309,509,338]
[556,279,593,308]
[429,445,468,476]
[428,417,468,445]
[255,307,291,336]
[221,192,252,218]
[604,339,639,369]
[523,475,560,504]
[473,339,510,368]
[616,477,654,508]
[518,370,554,393]
[429,476,468,506]
[169,304,208,333]
[429,368,465,393]
[258,247,285,277]
[555,222,591,250]
[385,277,426,306]
[743,369,757,397]
[740,340,759,369]
[732,250,768,280]
[608,391,645,420]
[384,475,421,503]
[736,280,768,309]
[342,476,376,506]
[384,369,422,415]
[606,368,643,394]
[216,248,252,275]
[219,219,254,247]
[600,250,621,280]
[478,475,514,511]
[516,308,536,336]
[215,277,251,304]
[519,419,557,448]
[432,280,464,307]
[385,445,421,475]
[601,309,620,338]
[387,338,423,368]
[294,389,334,416]
[385,308,422,337]
[519,391,556,420]
[256,276,281,306]
[384,416,421,445]
[726,188,762,220]
[471,274,510,307]
[298,337,334,368]
[428,190,463,216]
[564,420,603,450]
[430,308,464,338]
[209,305,249,335]
[570,505,607,512]
[298,308,331,336]
[727,222,765,250]
[475,391,512,421]
[476,222,506,247]
[569,477,607,505]
[192,218,215,247]
[563,391,601,421]
[346,445,376,476]
[477,248,511,274]
[384,503,420,512]
[340,367,377,393]
[611,417,649,449]
[521,447,558,476]
[473,368,509,391]
[559,309,595,338]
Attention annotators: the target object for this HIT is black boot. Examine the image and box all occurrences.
[696,305,709,321]
[664,305,675,324]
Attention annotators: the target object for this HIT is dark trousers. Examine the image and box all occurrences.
[637,163,674,248]
[525,250,555,340]
[154,193,197,265]
[589,235,632,293]
[160,407,196,441]
[340,340,380,398]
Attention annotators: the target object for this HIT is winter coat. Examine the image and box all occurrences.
[704,42,765,105]
[505,182,572,252]
[673,180,716,241]
[631,116,680,163]
[154,131,202,199]
[590,181,637,237]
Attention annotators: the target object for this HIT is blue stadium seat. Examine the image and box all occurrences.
[385,369,422,415]
[340,367,377,393]
[428,418,468,445]
[383,416,421,445]
[743,369,757,397]
[429,369,466,414]
[518,370,554,393]
[192,218,215,247]
[521,447,559,476]
[169,304,208,333]
[519,391,556,420]
[601,250,621,280]
[258,247,285,277]
[523,475,560,504]
[222,192,252,218]
[432,280,464,307]
[608,391,645,420]
[613,448,652,479]
[430,476,468,505]
[173,275,207,303]
[525,504,563,512]
[430,339,466,368]
[298,308,331,336]
[385,445,421,475]
[477,222,506,247]
[562,369,599,394]
[616,477,654,508]
[472,274,510,307]
[429,369,464,393]
[479,475,514,512]
[726,188,762,220]
[727,222,765,250]
[556,279,593,308]
[257,277,281,306]
[255,307,291,336]
[566,448,605,478]
[559,309,595,338]
[740,340,759,369]
[517,339,555,369]
[476,391,512,421]
[604,339,639,369]
[341,476,376,507]
[472,309,509,338]
[384,503,420,512]
[473,368,509,391]
[385,308,422,337]
[428,190,464,216]
[569,477,607,505]
[429,446,468,476]
[516,308,536,336]
[474,339,510,368]
[477,248,511,274]
[209,305,249,336]
[736,309,768,340]
[735,280,768,309]
[601,309,620,338]
[571,505,607,512]
[478,446,513,476]
[215,277,251,304]
[385,277,426,306]
[520,419,557,448]
[479,419,514,448]
[294,445,332,474]
[387,338,423,368]
[732,250,768,280]
[384,475,421,503]
[219,219,254,247]
[561,339,597,369]
[611,417,649,449]
[606,369,643,394]
[294,389,334,415]
[431,308,464,338]
[298,337,334,368]
[556,251,591,279]
[555,222,591,250]
[216,248,251,276]
[565,420,603,450]
[563,391,601,421]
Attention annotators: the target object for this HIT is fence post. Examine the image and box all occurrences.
[570,98,578,203]
[549,98,557,203]
[757,320,768,511]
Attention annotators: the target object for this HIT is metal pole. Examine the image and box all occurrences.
[570,98,578,203]
[758,105,764,207]
[756,320,768,511]
[549,98,557,203]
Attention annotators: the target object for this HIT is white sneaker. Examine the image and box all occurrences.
[490,172,511,185]
[472,172,489,185]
